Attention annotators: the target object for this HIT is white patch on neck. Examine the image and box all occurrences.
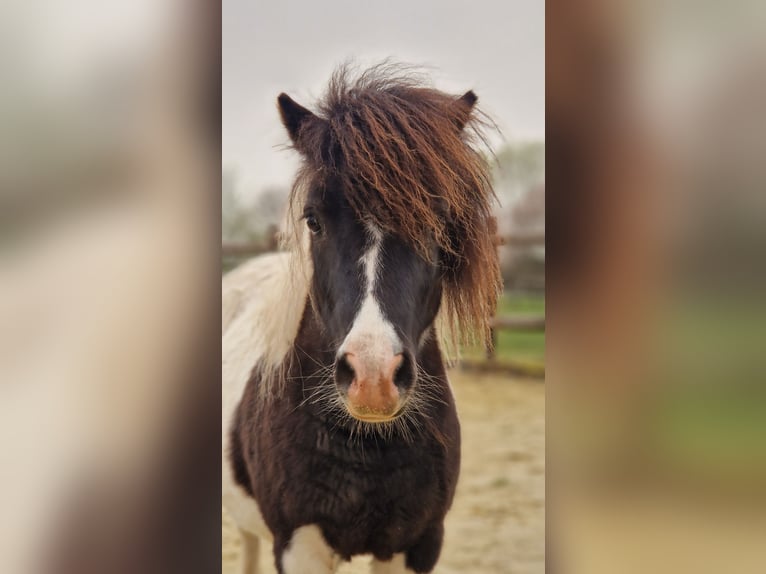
[372,553,418,573]
[281,524,340,573]
[338,224,402,358]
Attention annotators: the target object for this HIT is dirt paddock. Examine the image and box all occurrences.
[222,371,545,573]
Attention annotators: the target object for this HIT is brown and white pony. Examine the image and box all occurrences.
[222,64,500,574]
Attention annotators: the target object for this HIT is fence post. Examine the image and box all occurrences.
[266,224,279,251]
[487,214,499,361]
[487,327,497,361]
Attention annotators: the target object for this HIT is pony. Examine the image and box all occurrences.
[222,63,501,574]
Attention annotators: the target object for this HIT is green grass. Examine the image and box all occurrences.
[495,292,546,316]
[463,291,545,368]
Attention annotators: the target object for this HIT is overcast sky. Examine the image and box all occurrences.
[223,0,544,197]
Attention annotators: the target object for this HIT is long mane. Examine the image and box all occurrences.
[286,62,502,348]
[226,64,503,402]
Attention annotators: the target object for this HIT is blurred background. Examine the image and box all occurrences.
[547,0,766,572]
[222,1,545,573]
[0,1,219,572]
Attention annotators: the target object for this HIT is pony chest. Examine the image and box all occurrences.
[258,418,445,519]
[295,427,439,502]
[285,431,443,557]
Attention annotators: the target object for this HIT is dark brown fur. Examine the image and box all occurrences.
[233,305,460,572]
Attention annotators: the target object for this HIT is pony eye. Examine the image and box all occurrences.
[305,214,322,234]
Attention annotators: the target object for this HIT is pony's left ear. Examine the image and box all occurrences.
[454,90,478,131]
[278,93,319,150]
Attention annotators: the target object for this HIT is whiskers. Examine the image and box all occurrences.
[290,360,450,448]
[295,366,343,415]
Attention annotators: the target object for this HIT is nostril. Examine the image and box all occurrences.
[393,352,415,389]
[334,353,355,389]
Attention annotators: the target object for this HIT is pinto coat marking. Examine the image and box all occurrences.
[223,63,501,574]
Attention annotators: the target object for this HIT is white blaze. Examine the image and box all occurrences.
[338,224,402,361]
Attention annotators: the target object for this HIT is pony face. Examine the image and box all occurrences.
[277,64,501,423]
[302,178,443,421]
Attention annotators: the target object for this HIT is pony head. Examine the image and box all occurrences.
[279,64,501,422]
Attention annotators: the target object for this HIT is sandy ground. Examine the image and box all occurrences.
[222,370,545,573]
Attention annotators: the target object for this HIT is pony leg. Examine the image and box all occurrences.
[278,525,340,574]
[238,528,262,574]
[371,553,418,573]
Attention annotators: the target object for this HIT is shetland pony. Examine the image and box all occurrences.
[223,64,500,574]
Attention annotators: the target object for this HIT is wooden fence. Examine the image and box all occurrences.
[222,232,544,258]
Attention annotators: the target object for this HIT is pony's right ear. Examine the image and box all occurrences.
[278,93,318,149]
[453,90,478,131]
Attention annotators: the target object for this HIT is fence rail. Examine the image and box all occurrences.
[223,232,544,259]
[490,315,545,332]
